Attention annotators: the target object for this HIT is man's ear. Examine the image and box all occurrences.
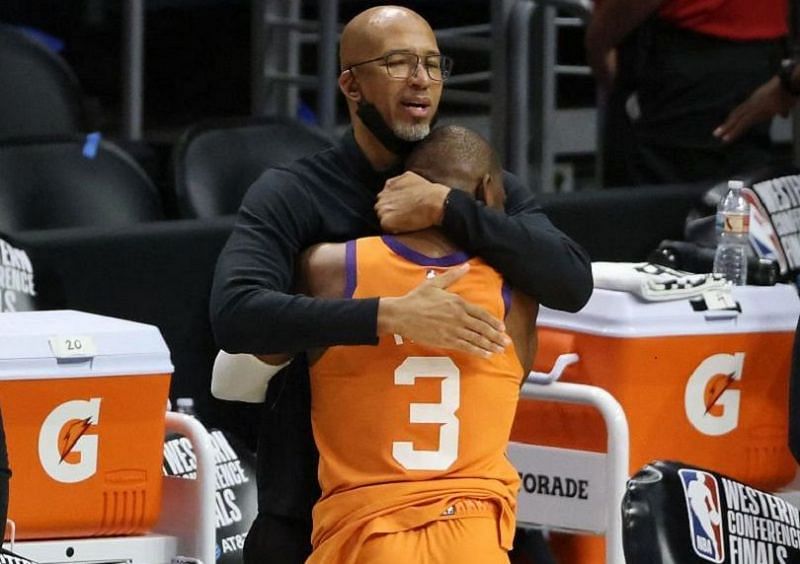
[338,70,361,102]
[480,173,505,210]
[475,176,487,204]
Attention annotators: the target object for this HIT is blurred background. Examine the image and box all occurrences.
[0,0,634,193]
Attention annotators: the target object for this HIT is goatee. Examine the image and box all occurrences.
[356,99,438,157]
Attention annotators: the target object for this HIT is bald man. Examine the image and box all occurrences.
[210,6,591,563]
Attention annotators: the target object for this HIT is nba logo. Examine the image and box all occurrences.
[679,469,725,563]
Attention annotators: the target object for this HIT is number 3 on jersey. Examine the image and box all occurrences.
[392,356,460,471]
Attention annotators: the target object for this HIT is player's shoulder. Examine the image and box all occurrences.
[301,242,348,298]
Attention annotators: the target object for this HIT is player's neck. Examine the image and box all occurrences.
[391,228,459,259]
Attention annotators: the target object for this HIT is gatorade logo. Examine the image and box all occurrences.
[685,353,743,436]
[38,398,101,483]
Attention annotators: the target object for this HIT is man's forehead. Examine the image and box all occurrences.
[377,46,441,57]
[341,6,439,63]
[364,6,414,27]
[363,17,438,50]
[368,31,438,52]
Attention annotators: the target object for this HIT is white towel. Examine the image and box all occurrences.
[592,262,731,301]
[210,351,290,403]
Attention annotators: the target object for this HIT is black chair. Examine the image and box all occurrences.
[0,136,164,232]
[540,181,712,262]
[0,24,87,139]
[172,116,333,218]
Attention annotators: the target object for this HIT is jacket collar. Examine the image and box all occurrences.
[338,128,404,193]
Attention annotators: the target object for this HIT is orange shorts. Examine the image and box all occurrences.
[354,498,509,564]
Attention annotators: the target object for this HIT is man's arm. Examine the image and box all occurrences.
[584,0,664,88]
[299,243,347,299]
[209,169,379,355]
[211,177,509,358]
[714,76,798,143]
[375,172,593,312]
[441,173,592,312]
[506,290,539,383]
[209,242,346,404]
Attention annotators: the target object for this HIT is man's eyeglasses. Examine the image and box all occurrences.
[344,51,453,82]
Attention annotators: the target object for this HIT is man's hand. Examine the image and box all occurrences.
[587,47,618,92]
[375,171,450,233]
[714,76,796,143]
[377,263,511,358]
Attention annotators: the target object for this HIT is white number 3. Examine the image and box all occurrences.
[392,356,460,471]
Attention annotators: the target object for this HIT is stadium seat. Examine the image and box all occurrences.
[0,136,164,232]
[0,24,87,140]
[622,460,800,563]
[171,116,333,218]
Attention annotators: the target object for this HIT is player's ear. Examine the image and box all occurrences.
[480,173,505,210]
[475,176,486,204]
[338,70,361,102]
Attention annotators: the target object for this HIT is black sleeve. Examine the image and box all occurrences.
[0,405,9,531]
[209,169,379,354]
[441,171,593,312]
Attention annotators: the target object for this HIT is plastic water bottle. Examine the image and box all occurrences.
[712,180,750,285]
[175,397,197,418]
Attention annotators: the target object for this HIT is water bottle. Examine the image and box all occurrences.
[712,180,750,285]
[175,397,197,418]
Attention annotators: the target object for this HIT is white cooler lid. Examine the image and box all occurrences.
[0,309,173,379]
[539,284,800,338]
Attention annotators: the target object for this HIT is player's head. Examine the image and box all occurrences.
[338,6,448,155]
[405,125,504,210]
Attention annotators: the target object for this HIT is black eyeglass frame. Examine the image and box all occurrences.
[343,50,454,82]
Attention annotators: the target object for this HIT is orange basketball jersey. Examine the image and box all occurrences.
[308,235,524,563]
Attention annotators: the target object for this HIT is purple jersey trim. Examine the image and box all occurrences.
[381,235,470,266]
[344,240,357,298]
[502,282,512,318]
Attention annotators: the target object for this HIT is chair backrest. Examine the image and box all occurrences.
[622,460,800,564]
[0,24,86,139]
[0,136,164,232]
[172,116,333,218]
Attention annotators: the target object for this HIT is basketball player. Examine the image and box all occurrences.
[215,125,538,563]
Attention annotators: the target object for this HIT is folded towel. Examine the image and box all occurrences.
[592,262,730,301]
[210,351,289,403]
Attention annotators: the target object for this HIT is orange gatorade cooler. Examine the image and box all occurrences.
[511,284,800,562]
[0,310,173,540]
